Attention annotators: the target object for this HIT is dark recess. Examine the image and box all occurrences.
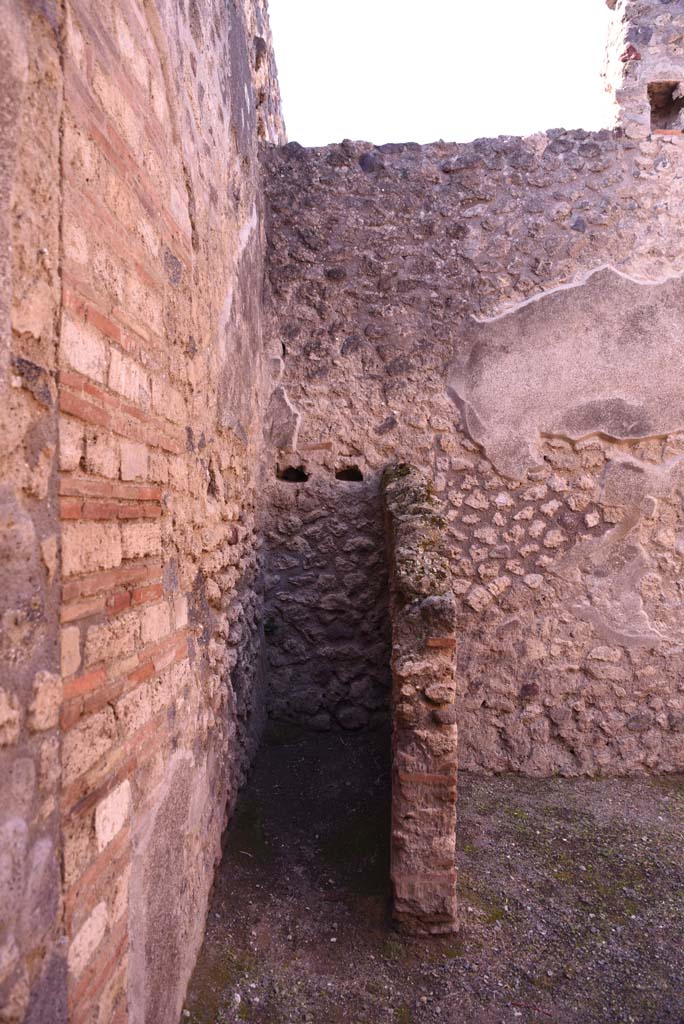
[277,466,309,482]
[648,81,684,130]
[336,466,364,482]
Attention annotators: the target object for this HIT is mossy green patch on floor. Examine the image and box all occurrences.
[185,734,684,1024]
[223,796,272,866]
[319,807,390,899]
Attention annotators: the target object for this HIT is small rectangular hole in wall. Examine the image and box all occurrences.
[335,465,364,482]
[277,465,309,482]
[648,81,684,132]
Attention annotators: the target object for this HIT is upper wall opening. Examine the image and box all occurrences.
[336,466,364,482]
[649,81,684,132]
[277,465,309,483]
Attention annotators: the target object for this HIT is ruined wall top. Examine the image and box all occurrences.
[248,0,287,144]
[262,35,684,776]
[604,0,684,137]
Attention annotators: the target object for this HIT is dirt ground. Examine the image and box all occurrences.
[183,726,684,1024]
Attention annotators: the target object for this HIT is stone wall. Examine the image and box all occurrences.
[603,0,684,139]
[1,1,284,1022]
[263,113,684,774]
[383,465,459,935]
[1,2,65,1020]
[264,465,391,730]
[4,1,684,1020]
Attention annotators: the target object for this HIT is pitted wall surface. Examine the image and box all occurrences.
[450,268,684,481]
[4,2,684,1020]
[1,3,65,1019]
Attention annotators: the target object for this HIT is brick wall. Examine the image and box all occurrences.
[57,1,283,1019]
[2,0,284,1021]
[5,0,684,1019]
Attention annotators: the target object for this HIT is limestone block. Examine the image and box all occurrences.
[85,428,119,479]
[61,316,108,383]
[108,348,149,408]
[0,690,22,746]
[59,417,83,471]
[61,626,81,678]
[68,901,108,977]
[121,521,161,560]
[28,671,61,731]
[173,594,188,629]
[62,521,122,576]
[151,378,185,423]
[95,780,131,851]
[40,534,58,582]
[140,602,171,645]
[85,611,140,666]
[0,819,29,921]
[62,707,117,784]
[120,440,148,481]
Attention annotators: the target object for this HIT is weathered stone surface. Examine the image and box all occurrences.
[4,0,684,1019]
[1,0,284,1020]
[94,781,131,852]
[0,1,64,1018]
[449,269,684,481]
[262,45,684,775]
[264,471,391,729]
[383,465,459,935]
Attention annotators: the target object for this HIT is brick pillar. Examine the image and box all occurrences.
[382,464,459,935]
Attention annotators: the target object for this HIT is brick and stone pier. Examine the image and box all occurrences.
[382,465,460,934]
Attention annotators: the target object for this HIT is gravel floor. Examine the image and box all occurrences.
[183,725,684,1024]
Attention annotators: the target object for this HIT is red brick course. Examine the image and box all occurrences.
[50,0,280,1015]
[61,628,190,733]
[64,825,131,933]
[60,374,184,453]
[70,918,128,1023]
[62,561,162,603]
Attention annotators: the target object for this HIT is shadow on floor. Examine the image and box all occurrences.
[183,726,684,1024]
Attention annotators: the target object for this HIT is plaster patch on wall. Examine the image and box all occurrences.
[448,268,684,480]
[553,453,684,647]
[218,220,263,442]
[128,751,214,1024]
[238,204,258,254]
[265,385,300,451]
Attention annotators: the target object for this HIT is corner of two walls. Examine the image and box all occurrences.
[262,95,684,775]
[263,433,393,732]
[1,1,65,1021]
[2,0,284,1021]
[5,0,684,1019]
[261,189,393,731]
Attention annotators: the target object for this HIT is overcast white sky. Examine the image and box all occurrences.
[268,0,613,146]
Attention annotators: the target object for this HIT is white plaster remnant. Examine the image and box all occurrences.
[68,902,108,977]
[95,780,132,852]
[448,269,684,480]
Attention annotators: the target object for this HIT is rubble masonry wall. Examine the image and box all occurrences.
[263,94,684,776]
